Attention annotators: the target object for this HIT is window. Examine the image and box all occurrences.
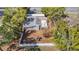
[36,17,41,25]
[30,18,34,22]
[27,18,34,22]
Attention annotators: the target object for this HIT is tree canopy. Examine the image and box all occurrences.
[42,7,79,51]
[0,8,27,45]
[41,7,65,21]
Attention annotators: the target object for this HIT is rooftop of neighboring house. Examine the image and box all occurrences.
[29,7,42,14]
[0,8,4,16]
[0,8,4,26]
[65,7,79,14]
[63,16,79,28]
[65,7,79,26]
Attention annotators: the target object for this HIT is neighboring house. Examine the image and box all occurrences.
[0,8,4,41]
[63,7,79,27]
[23,14,48,31]
[29,7,42,14]
[63,16,79,27]
[65,7,79,14]
[0,8,4,26]
[0,8,4,16]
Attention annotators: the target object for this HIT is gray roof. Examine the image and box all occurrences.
[29,7,42,14]
[64,17,79,27]
[65,7,79,14]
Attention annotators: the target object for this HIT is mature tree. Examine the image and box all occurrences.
[53,18,79,51]
[53,19,69,50]
[41,7,79,51]
[69,24,79,50]
[0,7,27,45]
[41,7,65,21]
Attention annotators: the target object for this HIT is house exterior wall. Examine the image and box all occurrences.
[23,14,48,31]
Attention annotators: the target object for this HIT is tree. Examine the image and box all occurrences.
[41,7,65,21]
[69,24,79,50]
[53,19,69,50]
[41,7,79,51]
[53,19,79,51]
[0,7,27,45]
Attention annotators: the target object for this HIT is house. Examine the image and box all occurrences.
[23,14,48,31]
[63,7,79,27]
[0,8,4,16]
[0,8,4,26]
[19,8,49,47]
[28,7,42,14]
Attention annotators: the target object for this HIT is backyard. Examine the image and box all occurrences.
[0,7,79,51]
